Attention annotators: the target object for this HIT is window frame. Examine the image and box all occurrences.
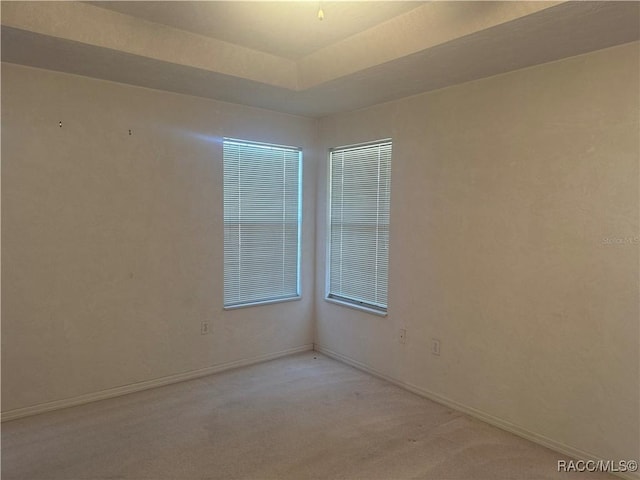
[324,138,392,316]
[223,137,303,309]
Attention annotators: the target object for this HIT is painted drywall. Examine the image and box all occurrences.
[315,42,639,463]
[1,63,317,414]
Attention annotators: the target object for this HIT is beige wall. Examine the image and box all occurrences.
[1,63,317,413]
[315,42,639,463]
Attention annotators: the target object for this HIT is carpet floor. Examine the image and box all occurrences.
[1,352,614,480]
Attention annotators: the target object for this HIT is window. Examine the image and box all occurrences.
[223,138,301,307]
[327,140,392,313]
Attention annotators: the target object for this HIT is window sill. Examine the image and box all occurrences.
[324,297,388,317]
[224,295,301,310]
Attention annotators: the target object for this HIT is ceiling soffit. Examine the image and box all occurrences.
[1,1,298,89]
[1,1,639,117]
[1,1,561,90]
[298,1,560,88]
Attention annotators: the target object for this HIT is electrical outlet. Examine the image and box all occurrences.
[399,328,407,344]
[201,321,210,335]
[431,338,441,356]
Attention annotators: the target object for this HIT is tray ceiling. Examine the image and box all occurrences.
[2,1,638,117]
[89,1,424,60]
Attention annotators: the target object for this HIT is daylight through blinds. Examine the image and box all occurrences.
[328,140,392,312]
[223,139,301,307]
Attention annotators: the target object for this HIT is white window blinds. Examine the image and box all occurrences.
[223,139,301,307]
[328,140,392,312]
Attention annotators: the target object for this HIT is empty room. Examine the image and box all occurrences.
[1,1,638,479]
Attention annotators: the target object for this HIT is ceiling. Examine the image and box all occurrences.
[89,1,424,60]
[2,1,639,118]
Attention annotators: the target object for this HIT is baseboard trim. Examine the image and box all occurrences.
[314,344,639,480]
[2,344,314,423]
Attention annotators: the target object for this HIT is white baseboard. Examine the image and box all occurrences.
[314,344,639,480]
[2,344,313,422]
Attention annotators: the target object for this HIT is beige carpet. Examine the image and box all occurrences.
[2,352,614,480]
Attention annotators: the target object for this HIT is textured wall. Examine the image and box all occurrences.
[1,64,317,413]
[316,42,639,463]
